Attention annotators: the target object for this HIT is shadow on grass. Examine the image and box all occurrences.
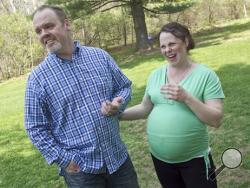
[216,63,250,116]
[210,63,250,187]
[111,20,250,71]
[194,20,250,49]
[0,150,65,188]
[0,126,66,188]
[118,51,164,70]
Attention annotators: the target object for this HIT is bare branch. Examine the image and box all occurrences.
[101,3,127,12]
[0,0,10,13]
[143,6,170,15]
[90,0,129,10]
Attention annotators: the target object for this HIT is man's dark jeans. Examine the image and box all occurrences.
[60,156,140,188]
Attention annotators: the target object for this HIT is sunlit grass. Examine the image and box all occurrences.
[1,19,250,187]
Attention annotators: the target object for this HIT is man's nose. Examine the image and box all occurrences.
[40,29,49,38]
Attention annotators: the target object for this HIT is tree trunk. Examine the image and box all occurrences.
[123,22,127,46]
[131,17,134,46]
[121,8,127,46]
[32,0,38,9]
[130,0,150,50]
[9,0,16,13]
[243,0,248,18]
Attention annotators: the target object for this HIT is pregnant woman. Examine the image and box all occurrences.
[120,22,225,188]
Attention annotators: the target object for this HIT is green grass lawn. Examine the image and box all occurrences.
[1,18,250,188]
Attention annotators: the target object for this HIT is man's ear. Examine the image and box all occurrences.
[185,37,189,48]
[64,19,71,31]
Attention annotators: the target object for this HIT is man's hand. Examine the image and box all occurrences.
[101,96,123,116]
[65,161,80,173]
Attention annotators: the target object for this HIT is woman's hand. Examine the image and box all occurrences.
[160,83,188,102]
[161,83,223,128]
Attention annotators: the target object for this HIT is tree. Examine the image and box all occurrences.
[0,13,43,80]
[0,0,44,15]
[47,0,195,51]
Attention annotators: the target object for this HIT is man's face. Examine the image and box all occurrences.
[33,8,69,54]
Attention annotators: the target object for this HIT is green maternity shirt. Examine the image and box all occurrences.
[145,64,225,163]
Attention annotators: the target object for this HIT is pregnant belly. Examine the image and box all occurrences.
[147,105,208,162]
[148,133,208,163]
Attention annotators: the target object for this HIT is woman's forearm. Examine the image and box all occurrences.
[120,104,150,120]
[184,95,223,128]
[120,95,153,120]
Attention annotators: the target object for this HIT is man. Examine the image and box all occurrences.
[24,5,139,188]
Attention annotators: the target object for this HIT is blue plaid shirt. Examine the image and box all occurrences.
[24,41,132,174]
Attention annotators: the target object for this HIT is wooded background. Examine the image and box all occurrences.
[0,0,249,80]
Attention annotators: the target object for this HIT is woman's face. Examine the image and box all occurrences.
[159,32,188,66]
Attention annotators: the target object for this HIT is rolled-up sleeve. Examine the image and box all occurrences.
[105,52,132,112]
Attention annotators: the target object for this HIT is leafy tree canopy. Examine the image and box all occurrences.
[47,0,196,19]
[46,0,196,50]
